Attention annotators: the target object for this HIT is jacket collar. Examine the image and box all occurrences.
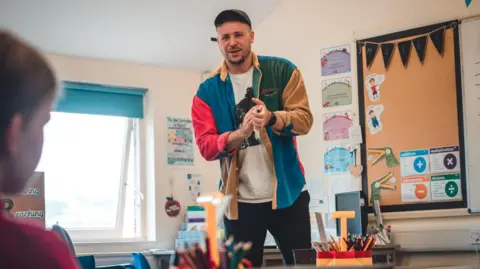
[218,51,260,81]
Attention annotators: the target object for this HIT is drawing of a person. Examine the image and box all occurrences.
[369,77,378,100]
[369,110,379,129]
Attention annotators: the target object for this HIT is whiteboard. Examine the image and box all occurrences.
[460,17,480,213]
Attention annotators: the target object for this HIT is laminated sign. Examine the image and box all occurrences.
[3,172,45,228]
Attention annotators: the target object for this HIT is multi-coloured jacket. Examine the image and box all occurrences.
[191,52,313,220]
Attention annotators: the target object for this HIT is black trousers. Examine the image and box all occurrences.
[223,191,311,267]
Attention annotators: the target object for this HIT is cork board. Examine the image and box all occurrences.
[357,21,467,212]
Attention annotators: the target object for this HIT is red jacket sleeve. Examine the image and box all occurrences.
[191,94,237,161]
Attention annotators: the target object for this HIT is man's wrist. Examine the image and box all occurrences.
[235,128,248,140]
[267,111,277,127]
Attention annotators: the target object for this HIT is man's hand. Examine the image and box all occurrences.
[225,110,255,152]
[239,112,255,138]
[251,98,272,130]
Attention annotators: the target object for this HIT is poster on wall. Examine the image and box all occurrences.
[430,174,462,201]
[400,149,430,177]
[401,176,431,203]
[185,173,203,205]
[429,146,461,173]
[324,145,355,174]
[321,76,353,108]
[323,111,353,141]
[321,45,351,76]
[166,116,194,166]
[3,172,45,228]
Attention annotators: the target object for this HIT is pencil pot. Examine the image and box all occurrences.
[316,251,372,267]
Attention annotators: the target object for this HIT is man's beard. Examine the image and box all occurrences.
[227,50,251,65]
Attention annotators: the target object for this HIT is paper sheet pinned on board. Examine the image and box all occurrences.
[322,76,353,108]
[349,125,363,145]
[324,145,355,174]
[365,74,385,102]
[185,173,203,204]
[310,195,329,213]
[323,111,353,141]
[307,177,325,196]
[326,174,362,196]
[321,45,351,76]
[366,104,384,135]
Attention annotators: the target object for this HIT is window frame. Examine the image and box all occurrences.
[54,116,146,243]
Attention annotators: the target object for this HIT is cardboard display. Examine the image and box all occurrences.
[3,172,46,228]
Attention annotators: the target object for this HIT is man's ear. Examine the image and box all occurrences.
[5,113,23,155]
[250,30,255,43]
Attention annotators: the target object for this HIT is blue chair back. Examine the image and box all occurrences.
[78,255,96,269]
[131,253,150,269]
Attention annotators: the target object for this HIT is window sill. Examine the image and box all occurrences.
[74,240,166,255]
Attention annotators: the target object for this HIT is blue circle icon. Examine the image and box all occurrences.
[413,157,427,173]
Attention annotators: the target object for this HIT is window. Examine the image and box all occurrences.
[35,81,147,242]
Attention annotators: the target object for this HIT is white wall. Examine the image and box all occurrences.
[45,53,220,253]
[251,0,480,266]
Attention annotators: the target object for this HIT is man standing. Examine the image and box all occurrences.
[191,9,313,266]
[0,30,78,268]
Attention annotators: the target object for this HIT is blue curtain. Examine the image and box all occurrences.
[55,81,147,119]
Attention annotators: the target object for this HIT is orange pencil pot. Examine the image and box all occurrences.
[316,211,373,267]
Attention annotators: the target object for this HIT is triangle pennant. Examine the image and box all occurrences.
[381,43,396,70]
[429,28,445,56]
[466,0,472,7]
[397,40,412,68]
[413,36,428,64]
[365,43,379,69]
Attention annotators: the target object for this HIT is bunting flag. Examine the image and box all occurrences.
[397,41,412,68]
[466,0,472,7]
[413,36,428,64]
[381,43,396,69]
[429,28,445,56]
[359,23,455,70]
[365,43,379,68]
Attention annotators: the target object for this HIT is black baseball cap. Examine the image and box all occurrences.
[211,9,252,42]
[214,9,252,28]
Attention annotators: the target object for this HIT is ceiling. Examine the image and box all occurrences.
[0,0,282,72]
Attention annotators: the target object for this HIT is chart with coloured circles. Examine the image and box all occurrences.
[356,21,466,211]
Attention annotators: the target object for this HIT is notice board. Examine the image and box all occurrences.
[356,20,467,212]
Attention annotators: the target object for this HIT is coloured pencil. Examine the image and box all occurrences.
[172,236,252,269]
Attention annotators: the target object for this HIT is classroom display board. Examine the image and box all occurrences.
[356,21,467,212]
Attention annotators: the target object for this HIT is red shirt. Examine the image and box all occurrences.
[0,212,79,268]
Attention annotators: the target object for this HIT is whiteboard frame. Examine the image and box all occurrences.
[459,17,480,214]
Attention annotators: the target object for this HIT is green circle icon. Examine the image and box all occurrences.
[445,181,458,198]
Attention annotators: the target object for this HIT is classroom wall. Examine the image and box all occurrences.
[250,0,480,266]
[44,53,220,253]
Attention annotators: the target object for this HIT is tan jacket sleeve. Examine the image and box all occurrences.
[274,68,313,136]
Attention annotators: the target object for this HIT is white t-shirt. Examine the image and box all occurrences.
[230,67,274,203]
